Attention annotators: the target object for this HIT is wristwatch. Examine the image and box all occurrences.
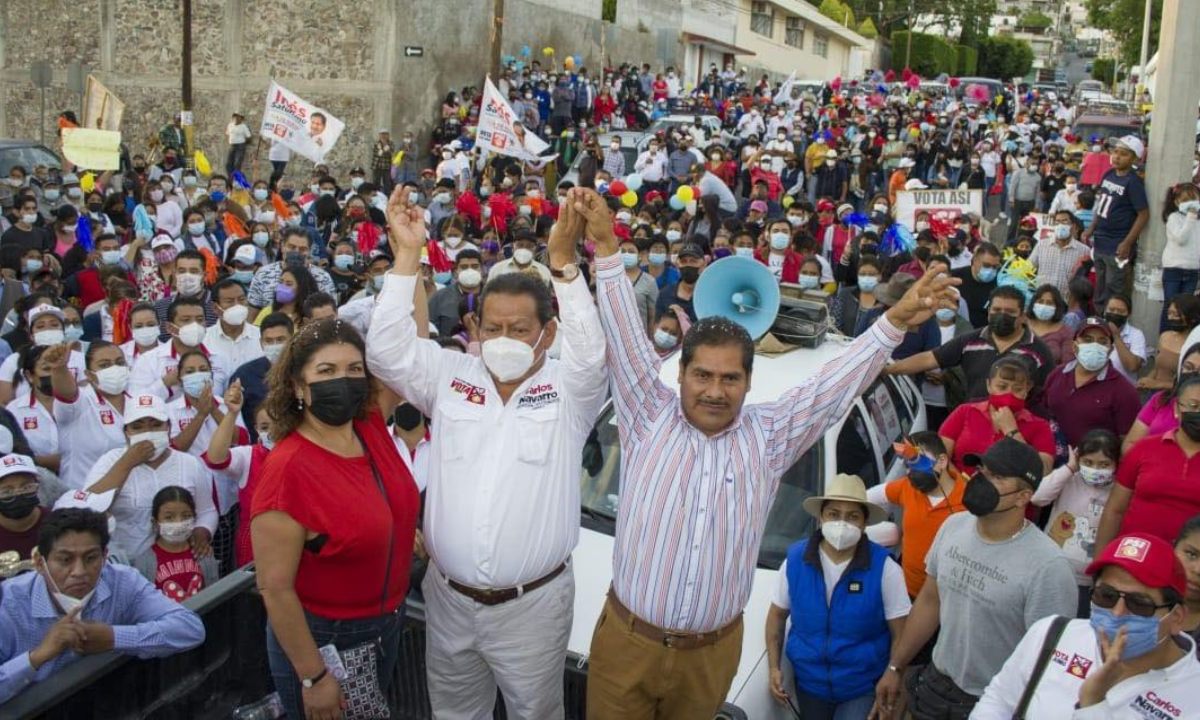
[301,668,328,689]
[550,263,579,281]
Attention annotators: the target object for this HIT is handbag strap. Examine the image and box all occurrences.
[1012,615,1069,720]
[354,427,395,616]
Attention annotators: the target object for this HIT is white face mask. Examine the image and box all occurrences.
[513,247,534,265]
[33,328,65,347]
[94,364,130,395]
[222,304,249,326]
[457,268,482,288]
[481,327,546,382]
[444,234,464,248]
[253,188,269,201]
[176,273,204,297]
[132,326,160,348]
[1079,464,1115,487]
[21,213,38,225]
[130,430,170,459]
[821,520,863,551]
[176,322,206,347]
[39,556,97,617]
[149,190,164,203]
[262,342,285,365]
[158,518,195,543]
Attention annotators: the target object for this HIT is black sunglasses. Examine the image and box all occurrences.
[1091,584,1174,618]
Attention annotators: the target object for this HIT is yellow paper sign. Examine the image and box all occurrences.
[61,128,121,170]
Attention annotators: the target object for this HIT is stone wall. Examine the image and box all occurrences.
[0,0,680,182]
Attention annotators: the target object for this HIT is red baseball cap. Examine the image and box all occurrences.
[817,199,836,212]
[1073,316,1114,342]
[1085,533,1187,596]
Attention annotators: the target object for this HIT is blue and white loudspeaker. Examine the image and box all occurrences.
[693,256,782,340]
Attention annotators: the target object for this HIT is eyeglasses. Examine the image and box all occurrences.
[1091,584,1173,618]
[0,482,38,500]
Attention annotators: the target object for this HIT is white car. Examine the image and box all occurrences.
[570,334,926,718]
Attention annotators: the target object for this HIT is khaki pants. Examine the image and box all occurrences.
[586,597,743,720]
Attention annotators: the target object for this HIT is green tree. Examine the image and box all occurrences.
[858,17,879,39]
[602,0,616,22]
[977,36,1034,79]
[818,0,856,27]
[1091,58,1115,85]
[1018,11,1052,29]
[1086,0,1162,67]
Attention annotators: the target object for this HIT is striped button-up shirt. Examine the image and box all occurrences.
[1029,237,1089,296]
[594,253,904,633]
[0,563,206,704]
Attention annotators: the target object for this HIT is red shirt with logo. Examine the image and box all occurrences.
[152,544,205,601]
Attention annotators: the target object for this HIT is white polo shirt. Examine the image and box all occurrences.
[1110,323,1147,383]
[120,339,164,367]
[85,447,219,560]
[5,392,58,459]
[166,394,248,515]
[203,322,263,371]
[0,350,85,398]
[129,342,229,401]
[52,386,129,490]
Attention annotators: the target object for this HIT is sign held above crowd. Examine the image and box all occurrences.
[894,189,984,231]
[476,77,552,162]
[259,80,345,163]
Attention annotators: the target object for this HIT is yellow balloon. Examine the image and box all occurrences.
[676,185,694,202]
[194,149,212,176]
[79,172,95,193]
[563,56,576,71]
[542,47,555,57]
[621,190,638,207]
[782,195,795,208]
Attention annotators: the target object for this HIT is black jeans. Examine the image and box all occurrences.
[226,143,246,175]
[906,664,979,720]
[269,160,288,190]
[266,607,405,719]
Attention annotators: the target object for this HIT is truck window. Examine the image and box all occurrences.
[864,377,916,468]
[836,405,879,488]
[759,444,822,570]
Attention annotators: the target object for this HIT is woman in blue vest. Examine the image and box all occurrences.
[765,473,912,719]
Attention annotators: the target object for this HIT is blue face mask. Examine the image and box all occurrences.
[1089,605,1164,661]
[1032,303,1055,321]
[434,271,453,285]
[857,275,879,292]
[798,275,820,290]
[653,329,677,350]
[181,371,212,398]
[621,252,639,268]
[231,269,254,285]
[936,307,957,322]
[977,267,997,283]
[1077,342,1110,372]
[334,254,354,270]
[648,252,667,266]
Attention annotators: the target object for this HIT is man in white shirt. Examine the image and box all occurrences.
[488,230,552,285]
[224,112,252,176]
[368,189,607,719]
[973,533,1200,719]
[634,138,668,191]
[203,279,262,371]
[736,108,765,140]
[130,296,229,402]
[83,394,218,561]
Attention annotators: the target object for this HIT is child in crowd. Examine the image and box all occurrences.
[132,485,218,602]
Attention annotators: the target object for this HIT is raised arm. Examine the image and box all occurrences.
[45,343,78,403]
[205,380,243,467]
[367,187,467,416]
[574,188,673,436]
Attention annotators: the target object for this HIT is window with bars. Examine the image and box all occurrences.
[751,1,774,38]
[785,17,804,48]
[813,33,828,58]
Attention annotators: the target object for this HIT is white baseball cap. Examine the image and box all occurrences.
[1116,135,1145,159]
[233,244,258,265]
[124,394,168,424]
[53,487,116,513]
[898,158,916,169]
[151,235,176,250]
[25,303,65,326]
[905,179,928,191]
[0,453,37,481]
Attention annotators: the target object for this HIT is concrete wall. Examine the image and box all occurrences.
[732,0,866,82]
[0,0,678,181]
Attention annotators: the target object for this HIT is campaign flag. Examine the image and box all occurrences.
[61,128,121,170]
[259,81,345,163]
[476,77,550,161]
[82,76,125,131]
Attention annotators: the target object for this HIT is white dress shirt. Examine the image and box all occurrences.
[84,448,218,560]
[52,387,129,490]
[5,392,58,459]
[367,272,608,588]
[166,395,248,514]
[1110,322,1147,383]
[634,151,668,183]
[129,342,229,401]
[203,322,263,371]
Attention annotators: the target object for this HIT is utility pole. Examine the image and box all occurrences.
[1138,0,1153,92]
[1131,0,1199,340]
[489,0,505,81]
[181,0,194,163]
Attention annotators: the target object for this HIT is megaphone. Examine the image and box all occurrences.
[693,256,781,340]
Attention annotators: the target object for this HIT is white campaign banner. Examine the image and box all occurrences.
[894,189,984,231]
[259,81,345,163]
[476,77,550,161]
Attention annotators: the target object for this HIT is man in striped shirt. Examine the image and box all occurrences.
[565,187,960,718]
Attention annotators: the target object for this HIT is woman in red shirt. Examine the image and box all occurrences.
[592,87,617,128]
[938,356,1055,474]
[253,318,419,720]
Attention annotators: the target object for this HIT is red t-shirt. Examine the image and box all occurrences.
[1117,431,1200,543]
[938,400,1055,472]
[251,411,419,620]
[153,544,205,601]
[0,507,47,560]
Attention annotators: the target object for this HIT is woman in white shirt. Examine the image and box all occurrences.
[4,345,60,473]
[1163,183,1200,316]
[122,303,165,366]
[166,350,247,461]
[145,180,183,238]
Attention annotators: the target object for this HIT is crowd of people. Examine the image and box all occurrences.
[0,52,1199,720]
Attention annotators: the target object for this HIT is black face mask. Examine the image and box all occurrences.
[1015,249,1031,260]
[1164,320,1187,333]
[285,251,306,268]
[988,313,1017,337]
[1104,312,1128,328]
[392,402,424,432]
[87,203,103,214]
[909,469,940,494]
[679,266,701,284]
[35,377,52,396]
[306,377,369,427]
[962,474,1023,517]
[0,491,39,520]
[1180,411,1200,442]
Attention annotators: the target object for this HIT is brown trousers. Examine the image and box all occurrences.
[585,597,743,720]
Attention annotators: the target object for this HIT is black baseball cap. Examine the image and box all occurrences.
[963,438,1043,489]
[677,243,705,260]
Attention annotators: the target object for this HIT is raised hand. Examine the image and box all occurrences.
[42,343,71,370]
[194,385,215,416]
[385,185,426,256]
[223,379,244,414]
[570,188,618,258]
[547,195,581,271]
